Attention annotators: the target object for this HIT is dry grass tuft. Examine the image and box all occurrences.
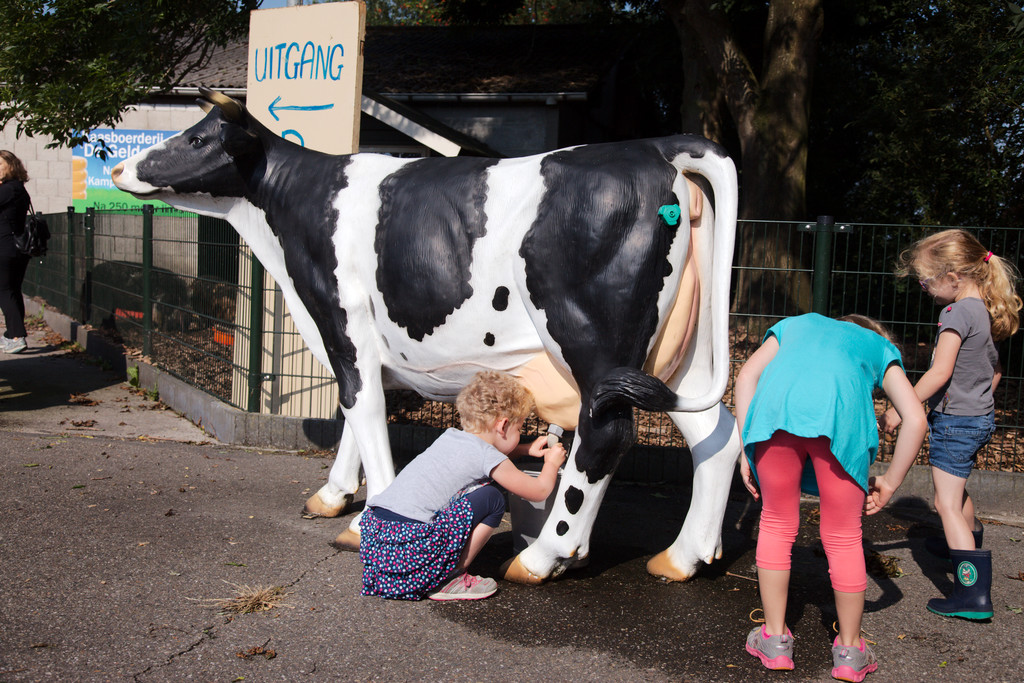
[197,582,291,615]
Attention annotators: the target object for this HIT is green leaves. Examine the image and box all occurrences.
[810,0,1024,225]
[0,0,259,150]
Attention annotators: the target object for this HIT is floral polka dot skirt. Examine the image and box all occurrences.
[359,497,473,600]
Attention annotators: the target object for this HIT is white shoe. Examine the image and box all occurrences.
[1,336,27,354]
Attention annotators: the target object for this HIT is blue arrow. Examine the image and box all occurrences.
[268,96,335,122]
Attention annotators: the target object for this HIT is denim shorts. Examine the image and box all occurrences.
[927,411,995,479]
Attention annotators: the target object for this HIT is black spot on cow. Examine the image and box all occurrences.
[520,139,678,379]
[375,157,500,341]
[492,286,510,311]
[381,335,390,349]
[400,353,407,361]
[556,521,569,536]
[520,137,691,481]
[564,486,584,514]
[484,332,495,346]
[257,152,362,408]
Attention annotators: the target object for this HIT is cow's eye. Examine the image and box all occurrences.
[189,136,204,148]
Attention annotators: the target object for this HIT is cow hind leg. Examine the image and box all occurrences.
[303,425,360,518]
[647,402,741,581]
[503,400,634,584]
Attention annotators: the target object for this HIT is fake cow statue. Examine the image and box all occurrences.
[112,89,742,584]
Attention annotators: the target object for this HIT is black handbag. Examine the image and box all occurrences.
[14,198,50,257]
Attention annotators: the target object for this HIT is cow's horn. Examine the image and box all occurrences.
[198,87,245,123]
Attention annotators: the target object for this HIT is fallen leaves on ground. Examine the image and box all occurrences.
[866,550,904,578]
[236,646,276,660]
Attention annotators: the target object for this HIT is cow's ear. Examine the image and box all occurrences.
[221,122,260,160]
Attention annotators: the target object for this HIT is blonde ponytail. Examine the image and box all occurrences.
[979,252,1022,341]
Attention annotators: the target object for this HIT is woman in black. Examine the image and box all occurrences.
[0,150,31,354]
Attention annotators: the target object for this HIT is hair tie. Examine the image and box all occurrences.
[984,251,993,262]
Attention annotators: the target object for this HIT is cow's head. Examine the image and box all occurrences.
[112,88,266,203]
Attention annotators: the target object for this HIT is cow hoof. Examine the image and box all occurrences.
[500,555,547,585]
[646,549,695,583]
[302,491,353,518]
[330,528,361,552]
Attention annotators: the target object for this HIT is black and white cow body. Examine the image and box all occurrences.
[112,89,742,584]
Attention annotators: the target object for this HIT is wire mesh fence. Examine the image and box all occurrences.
[21,210,1024,472]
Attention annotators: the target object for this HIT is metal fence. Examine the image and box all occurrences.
[22,209,1024,472]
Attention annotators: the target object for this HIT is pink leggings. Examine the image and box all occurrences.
[755,431,867,593]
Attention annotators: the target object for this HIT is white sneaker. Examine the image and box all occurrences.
[1,336,27,354]
[427,572,498,601]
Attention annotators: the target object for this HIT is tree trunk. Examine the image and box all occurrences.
[663,0,823,317]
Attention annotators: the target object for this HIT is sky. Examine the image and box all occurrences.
[259,0,307,8]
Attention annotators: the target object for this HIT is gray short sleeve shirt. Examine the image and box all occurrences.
[367,428,508,523]
[932,297,998,415]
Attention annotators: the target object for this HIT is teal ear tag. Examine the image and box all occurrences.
[658,204,681,227]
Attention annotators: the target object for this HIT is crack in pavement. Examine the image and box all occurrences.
[131,548,343,680]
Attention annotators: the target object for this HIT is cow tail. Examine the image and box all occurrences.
[590,367,678,418]
[669,143,739,413]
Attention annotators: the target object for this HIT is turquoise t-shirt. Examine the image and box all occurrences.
[742,314,903,494]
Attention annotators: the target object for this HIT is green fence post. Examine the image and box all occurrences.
[65,207,75,314]
[84,208,95,323]
[812,215,834,315]
[798,216,852,316]
[246,255,266,413]
[142,205,154,357]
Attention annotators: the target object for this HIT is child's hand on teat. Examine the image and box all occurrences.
[544,441,567,468]
[526,435,567,467]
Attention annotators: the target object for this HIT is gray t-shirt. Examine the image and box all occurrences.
[367,428,508,523]
[931,297,998,415]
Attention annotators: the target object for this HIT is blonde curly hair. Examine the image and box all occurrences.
[456,371,535,434]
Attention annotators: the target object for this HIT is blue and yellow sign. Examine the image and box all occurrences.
[73,129,179,213]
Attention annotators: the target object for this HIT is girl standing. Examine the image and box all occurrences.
[881,229,1021,620]
[736,313,927,681]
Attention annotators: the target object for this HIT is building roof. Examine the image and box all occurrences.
[182,24,637,95]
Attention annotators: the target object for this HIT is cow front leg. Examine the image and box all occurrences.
[303,426,360,518]
[647,401,741,581]
[330,385,396,551]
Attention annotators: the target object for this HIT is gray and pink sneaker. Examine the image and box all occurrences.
[831,636,878,682]
[427,572,498,601]
[745,624,795,670]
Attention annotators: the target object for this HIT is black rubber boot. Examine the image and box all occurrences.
[926,548,993,620]
[924,524,984,560]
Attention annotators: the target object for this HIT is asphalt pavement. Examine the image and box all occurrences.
[2,325,1023,682]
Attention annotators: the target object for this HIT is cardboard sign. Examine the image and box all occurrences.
[246,2,366,154]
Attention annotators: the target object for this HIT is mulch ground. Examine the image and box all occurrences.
[81,316,1024,473]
